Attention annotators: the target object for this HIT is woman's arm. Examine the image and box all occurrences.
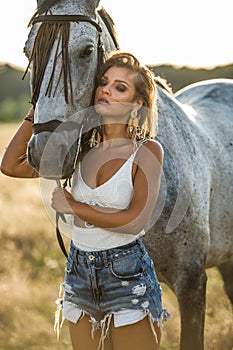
[51,140,163,234]
[0,107,39,178]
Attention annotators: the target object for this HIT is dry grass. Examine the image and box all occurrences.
[0,123,232,349]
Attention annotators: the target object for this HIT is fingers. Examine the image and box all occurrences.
[52,187,72,199]
[51,187,73,214]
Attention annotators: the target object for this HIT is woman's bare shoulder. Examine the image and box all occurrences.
[139,139,164,165]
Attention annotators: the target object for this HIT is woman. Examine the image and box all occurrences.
[1,52,170,350]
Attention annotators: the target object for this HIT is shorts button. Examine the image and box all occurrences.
[88,255,95,260]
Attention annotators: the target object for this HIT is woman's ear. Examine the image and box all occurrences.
[134,98,143,112]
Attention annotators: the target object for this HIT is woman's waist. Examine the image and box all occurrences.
[72,225,145,252]
[69,237,147,267]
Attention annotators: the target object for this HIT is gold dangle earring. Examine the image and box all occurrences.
[89,128,101,148]
[135,125,142,141]
[127,108,139,139]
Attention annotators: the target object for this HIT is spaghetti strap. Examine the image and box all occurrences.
[131,139,148,160]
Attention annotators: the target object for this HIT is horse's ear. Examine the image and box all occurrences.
[84,0,101,15]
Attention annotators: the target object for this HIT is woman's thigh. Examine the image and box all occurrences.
[110,316,161,350]
[68,315,113,350]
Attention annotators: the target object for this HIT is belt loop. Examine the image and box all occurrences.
[103,251,109,267]
[138,238,146,254]
[71,244,79,265]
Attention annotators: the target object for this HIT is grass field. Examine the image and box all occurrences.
[0,123,232,349]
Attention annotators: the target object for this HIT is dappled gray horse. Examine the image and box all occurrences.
[145,80,233,349]
[24,0,233,349]
[24,0,119,178]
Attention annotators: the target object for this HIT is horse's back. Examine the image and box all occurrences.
[175,78,233,106]
[176,79,233,265]
[175,79,233,157]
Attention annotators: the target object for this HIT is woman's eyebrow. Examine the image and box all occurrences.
[101,75,130,86]
[114,79,129,86]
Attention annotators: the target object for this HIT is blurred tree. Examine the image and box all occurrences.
[0,97,31,122]
[149,63,233,92]
[0,64,31,122]
[0,62,233,122]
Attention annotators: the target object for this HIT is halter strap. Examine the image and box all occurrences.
[23,14,104,107]
[32,15,102,33]
[32,120,81,134]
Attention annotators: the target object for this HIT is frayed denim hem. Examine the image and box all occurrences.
[54,288,171,350]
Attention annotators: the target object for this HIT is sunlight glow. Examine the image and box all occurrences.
[0,0,232,69]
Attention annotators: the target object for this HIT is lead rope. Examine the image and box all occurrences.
[55,124,84,258]
[53,127,84,339]
[55,179,69,258]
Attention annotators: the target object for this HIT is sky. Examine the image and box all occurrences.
[0,0,232,69]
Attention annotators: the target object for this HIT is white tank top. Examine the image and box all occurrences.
[71,144,145,251]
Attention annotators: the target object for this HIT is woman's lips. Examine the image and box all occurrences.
[97,98,109,104]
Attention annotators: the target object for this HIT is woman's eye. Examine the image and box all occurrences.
[99,80,107,87]
[116,85,126,92]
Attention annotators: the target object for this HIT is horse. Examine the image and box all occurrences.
[23,1,233,349]
[23,0,119,179]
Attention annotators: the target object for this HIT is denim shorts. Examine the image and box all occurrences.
[61,239,170,343]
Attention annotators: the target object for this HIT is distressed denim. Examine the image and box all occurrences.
[62,238,170,337]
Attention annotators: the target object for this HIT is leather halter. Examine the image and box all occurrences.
[32,14,102,33]
[30,14,103,136]
[32,120,81,134]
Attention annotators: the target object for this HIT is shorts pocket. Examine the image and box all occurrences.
[144,256,162,297]
[110,253,143,279]
[65,256,74,274]
[65,255,78,276]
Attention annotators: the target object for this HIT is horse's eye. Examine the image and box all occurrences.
[80,45,94,57]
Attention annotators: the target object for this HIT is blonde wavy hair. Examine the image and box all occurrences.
[80,51,158,159]
[97,51,158,139]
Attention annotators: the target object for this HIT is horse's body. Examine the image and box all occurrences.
[24,1,233,349]
[144,80,233,349]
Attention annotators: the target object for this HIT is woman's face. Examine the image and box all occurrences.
[94,66,142,120]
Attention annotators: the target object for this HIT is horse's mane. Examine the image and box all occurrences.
[24,19,72,106]
[153,75,173,94]
[97,7,120,50]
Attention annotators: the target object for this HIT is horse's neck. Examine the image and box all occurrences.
[157,87,194,140]
[97,16,117,54]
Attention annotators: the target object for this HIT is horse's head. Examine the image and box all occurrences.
[24,0,119,179]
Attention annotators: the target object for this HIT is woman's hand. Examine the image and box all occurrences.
[51,187,74,214]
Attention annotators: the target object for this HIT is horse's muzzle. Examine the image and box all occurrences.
[28,129,80,179]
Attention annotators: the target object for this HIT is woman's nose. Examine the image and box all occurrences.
[102,84,111,94]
